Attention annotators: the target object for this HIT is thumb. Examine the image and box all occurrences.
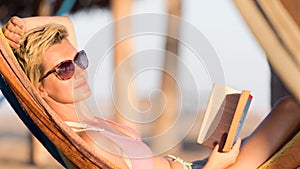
[213,144,220,152]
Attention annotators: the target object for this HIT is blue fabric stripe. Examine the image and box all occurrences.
[56,0,77,16]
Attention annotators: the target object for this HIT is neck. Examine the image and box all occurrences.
[45,98,95,122]
[44,97,126,135]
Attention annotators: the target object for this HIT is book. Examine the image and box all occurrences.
[197,83,252,152]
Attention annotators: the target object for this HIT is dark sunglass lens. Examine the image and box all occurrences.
[56,61,75,80]
[75,51,88,70]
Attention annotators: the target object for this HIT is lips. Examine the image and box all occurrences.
[74,79,89,89]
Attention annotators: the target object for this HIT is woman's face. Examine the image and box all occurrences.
[38,39,91,104]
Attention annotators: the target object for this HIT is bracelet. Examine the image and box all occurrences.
[167,154,193,169]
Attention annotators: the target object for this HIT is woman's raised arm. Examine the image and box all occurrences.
[2,16,77,49]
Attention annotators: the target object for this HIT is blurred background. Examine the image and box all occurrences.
[0,0,272,168]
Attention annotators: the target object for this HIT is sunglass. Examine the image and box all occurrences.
[39,50,88,82]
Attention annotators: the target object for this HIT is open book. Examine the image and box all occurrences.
[197,83,252,152]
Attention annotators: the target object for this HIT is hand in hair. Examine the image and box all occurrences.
[2,16,25,49]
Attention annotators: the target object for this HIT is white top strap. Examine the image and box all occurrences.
[65,121,105,133]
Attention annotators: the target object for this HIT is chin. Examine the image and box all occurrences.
[72,87,92,102]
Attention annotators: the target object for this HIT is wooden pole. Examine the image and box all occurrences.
[111,0,139,131]
[152,0,182,153]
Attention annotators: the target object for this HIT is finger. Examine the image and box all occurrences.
[232,138,242,152]
[213,144,220,153]
[6,16,25,36]
[13,25,24,36]
[3,30,21,48]
[6,22,23,36]
[10,16,25,31]
[7,39,20,49]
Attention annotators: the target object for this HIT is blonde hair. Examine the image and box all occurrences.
[14,23,68,87]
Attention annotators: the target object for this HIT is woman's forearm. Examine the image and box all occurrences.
[2,16,77,49]
[22,16,77,48]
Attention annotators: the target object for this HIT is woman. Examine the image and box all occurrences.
[2,16,300,169]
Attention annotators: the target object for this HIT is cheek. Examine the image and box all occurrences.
[44,80,75,103]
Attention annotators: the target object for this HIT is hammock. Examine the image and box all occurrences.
[1,2,300,166]
[0,29,118,169]
[233,0,300,168]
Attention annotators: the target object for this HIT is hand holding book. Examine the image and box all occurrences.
[203,138,242,169]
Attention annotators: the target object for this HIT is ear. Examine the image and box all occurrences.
[37,82,47,98]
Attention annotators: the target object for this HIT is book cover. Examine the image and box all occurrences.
[197,83,252,152]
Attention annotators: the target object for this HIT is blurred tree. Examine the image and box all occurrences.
[152,0,182,153]
[0,0,110,23]
[0,0,42,23]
